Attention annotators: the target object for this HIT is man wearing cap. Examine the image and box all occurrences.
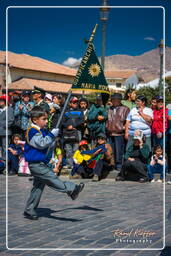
[151,96,168,148]
[0,95,14,159]
[31,87,50,113]
[62,97,84,170]
[14,91,34,137]
[87,94,107,144]
[106,93,130,172]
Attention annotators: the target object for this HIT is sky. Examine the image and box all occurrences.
[0,0,171,66]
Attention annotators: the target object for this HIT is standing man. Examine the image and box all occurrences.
[151,96,168,148]
[0,95,14,159]
[31,87,50,113]
[87,94,107,144]
[14,91,34,138]
[106,93,130,172]
[62,97,84,170]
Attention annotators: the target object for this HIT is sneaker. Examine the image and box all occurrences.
[92,174,99,182]
[23,211,38,220]
[151,179,155,183]
[157,179,162,183]
[70,183,85,200]
[167,180,171,185]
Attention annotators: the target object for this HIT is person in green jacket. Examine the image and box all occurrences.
[87,94,108,144]
[116,130,150,182]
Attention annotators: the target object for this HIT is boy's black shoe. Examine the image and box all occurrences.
[70,183,85,200]
[23,211,38,220]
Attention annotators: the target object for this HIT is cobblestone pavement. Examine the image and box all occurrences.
[0,175,171,256]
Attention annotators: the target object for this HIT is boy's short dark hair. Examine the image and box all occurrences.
[30,106,47,122]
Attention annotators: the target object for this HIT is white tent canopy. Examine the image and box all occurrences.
[136,71,171,90]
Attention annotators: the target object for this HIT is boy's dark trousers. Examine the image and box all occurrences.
[25,162,76,216]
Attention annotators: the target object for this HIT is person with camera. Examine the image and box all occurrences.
[147,145,165,183]
[14,91,34,138]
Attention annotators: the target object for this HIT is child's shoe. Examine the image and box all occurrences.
[70,183,85,200]
[157,179,162,183]
[151,179,155,183]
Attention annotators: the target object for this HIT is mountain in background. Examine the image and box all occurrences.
[70,47,171,83]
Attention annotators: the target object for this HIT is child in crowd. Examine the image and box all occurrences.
[147,145,165,183]
[71,140,92,177]
[50,138,63,176]
[24,106,84,220]
[8,134,23,175]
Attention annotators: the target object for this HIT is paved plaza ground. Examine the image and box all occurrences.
[0,175,171,256]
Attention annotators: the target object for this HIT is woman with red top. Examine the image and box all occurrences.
[151,96,168,148]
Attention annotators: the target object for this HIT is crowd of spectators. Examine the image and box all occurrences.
[0,87,170,184]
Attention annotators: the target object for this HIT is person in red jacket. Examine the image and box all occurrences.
[151,96,168,148]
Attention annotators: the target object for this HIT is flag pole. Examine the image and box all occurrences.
[55,24,98,129]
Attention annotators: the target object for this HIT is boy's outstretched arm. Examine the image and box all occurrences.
[29,129,59,150]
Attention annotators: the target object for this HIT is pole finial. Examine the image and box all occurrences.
[89,24,98,43]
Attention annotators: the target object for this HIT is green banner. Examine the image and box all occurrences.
[71,43,109,94]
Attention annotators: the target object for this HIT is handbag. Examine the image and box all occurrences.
[63,129,79,143]
[18,157,31,176]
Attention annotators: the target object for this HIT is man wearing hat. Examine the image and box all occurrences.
[14,91,34,137]
[106,93,129,172]
[87,94,107,144]
[151,96,168,148]
[62,96,84,170]
[0,95,14,159]
[31,87,50,113]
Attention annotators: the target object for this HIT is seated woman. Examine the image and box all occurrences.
[116,130,150,182]
[71,140,92,178]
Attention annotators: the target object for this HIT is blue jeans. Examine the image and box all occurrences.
[147,164,164,180]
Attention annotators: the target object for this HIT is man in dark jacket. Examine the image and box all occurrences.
[0,95,14,160]
[106,93,130,171]
[31,87,50,113]
[87,94,107,144]
[62,97,84,170]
